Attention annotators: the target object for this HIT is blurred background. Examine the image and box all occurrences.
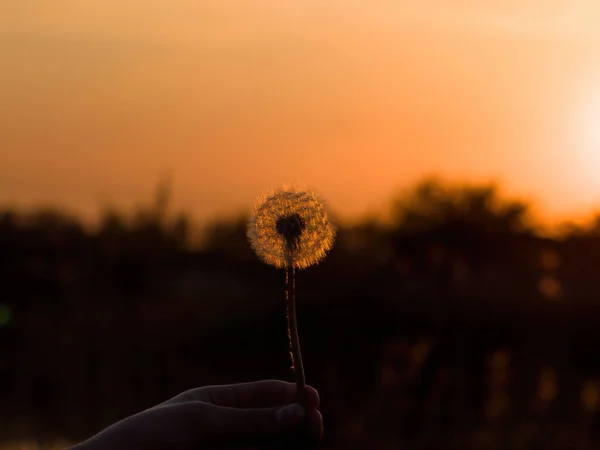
[3,1,600,449]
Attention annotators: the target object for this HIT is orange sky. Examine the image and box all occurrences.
[2,1,600,226]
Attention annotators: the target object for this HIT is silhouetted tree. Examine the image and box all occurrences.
[4,178,600,450]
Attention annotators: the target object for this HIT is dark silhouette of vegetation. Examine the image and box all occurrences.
[3,178,600,449]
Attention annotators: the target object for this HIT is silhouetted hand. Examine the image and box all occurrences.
[68,380,322,450]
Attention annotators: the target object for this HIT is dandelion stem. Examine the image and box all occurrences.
[286,249,308,409]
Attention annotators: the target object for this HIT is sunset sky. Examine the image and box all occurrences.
[2,1,600,226]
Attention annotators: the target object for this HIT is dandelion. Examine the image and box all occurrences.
[247,185,336,408]
[248,186,336,269]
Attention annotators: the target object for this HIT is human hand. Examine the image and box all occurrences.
[69,379,322,450]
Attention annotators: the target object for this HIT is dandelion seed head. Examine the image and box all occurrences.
[247,185,336,269]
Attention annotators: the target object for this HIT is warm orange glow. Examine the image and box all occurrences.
[2,2,600,225]
[574,82,600,175]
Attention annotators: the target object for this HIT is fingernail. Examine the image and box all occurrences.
[276,403,305,425]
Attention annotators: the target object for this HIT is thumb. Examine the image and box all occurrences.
[274,403,306,427]
[200,402,306,443]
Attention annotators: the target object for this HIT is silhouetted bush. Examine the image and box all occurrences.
[3,179,600,449]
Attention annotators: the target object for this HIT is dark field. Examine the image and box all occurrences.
[3,180,600,449]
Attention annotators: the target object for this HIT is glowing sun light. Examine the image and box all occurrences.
[573,85,600,187]
[578,91,600,150]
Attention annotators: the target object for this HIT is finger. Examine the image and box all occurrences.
[165,380,320,410]
[306,409,324,444]
[171,401,309,444]
[228,409,323,450]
